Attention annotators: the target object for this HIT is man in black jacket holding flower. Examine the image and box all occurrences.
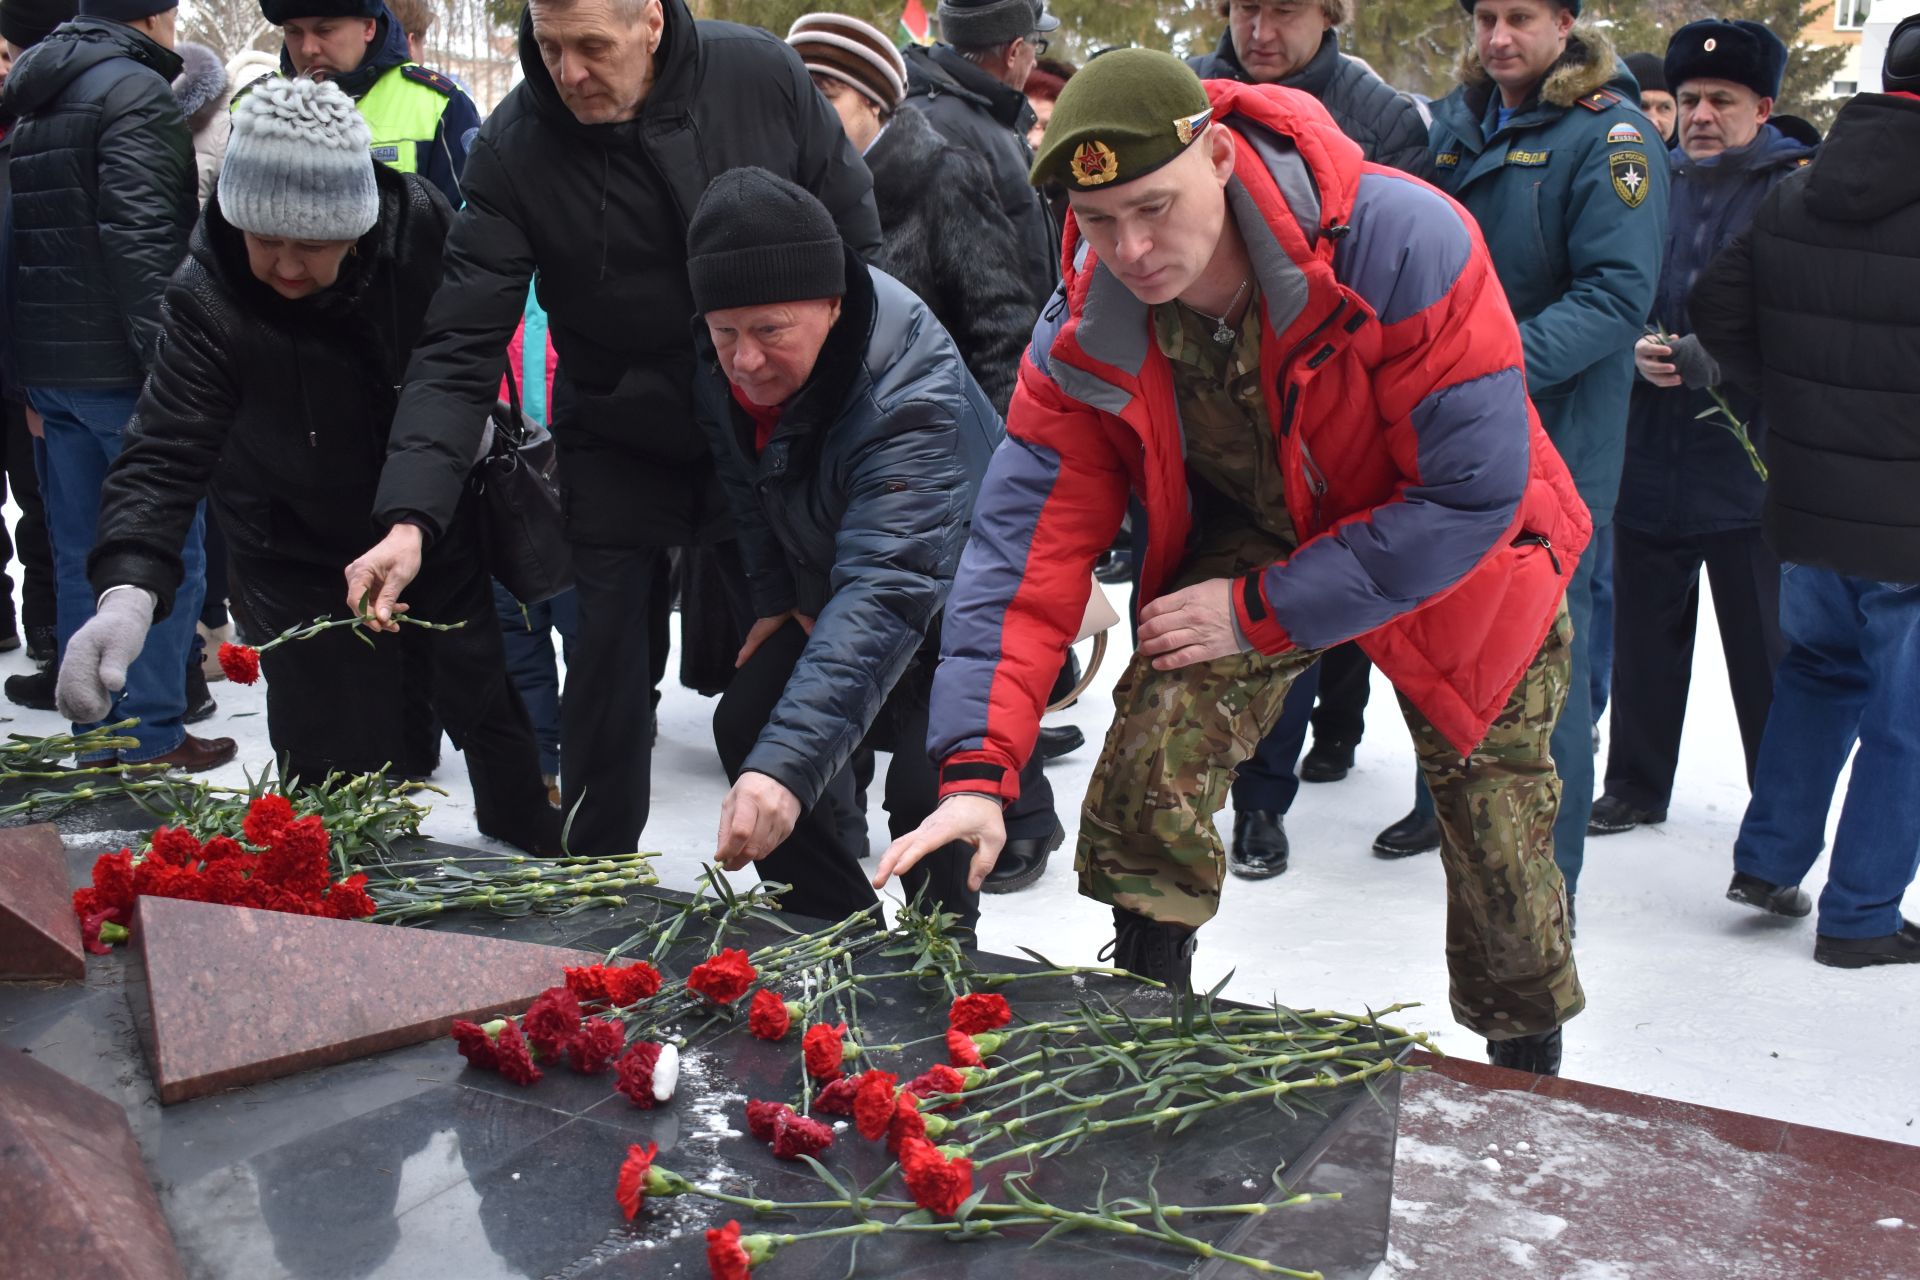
[348,0,879,859]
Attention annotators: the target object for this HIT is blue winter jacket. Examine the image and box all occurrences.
[1615,123,1816,536]
[1429,26,1669,527]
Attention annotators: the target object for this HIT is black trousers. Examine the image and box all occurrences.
[712,620,979,930]
[562,541,750,856]
[1310,641,1372,745]
[1603,522,1784,811]
[1,398,55,636]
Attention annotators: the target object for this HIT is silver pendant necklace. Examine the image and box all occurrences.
[1198,276,1253,347]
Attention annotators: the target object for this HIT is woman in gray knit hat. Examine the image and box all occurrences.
[58,77,561,855]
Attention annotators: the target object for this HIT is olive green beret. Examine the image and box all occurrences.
[1029,48,1213,191]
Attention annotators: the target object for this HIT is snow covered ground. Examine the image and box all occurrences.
[10,574,1915,1147]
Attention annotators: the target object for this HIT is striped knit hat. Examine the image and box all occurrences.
[787,13,907,112]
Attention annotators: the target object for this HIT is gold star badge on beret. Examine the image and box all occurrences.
[1070,140,1119,187]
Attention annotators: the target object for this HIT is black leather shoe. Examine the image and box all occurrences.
[1372,809,1440,859]
[1299,738,1355,783]
[1101,906,1196,991]
[1726,871,1812,919]
[983,822,1063,894]
[4,668,56,711]
[1814,920,1920,968]
[1229,809,1289,879]
[184,661,216,725]
[26,625,57,667]
[1093,552,1133,585]
[1487,1027,1562,1076]
[1588,793,1665,836]
[1037,724,1085,761]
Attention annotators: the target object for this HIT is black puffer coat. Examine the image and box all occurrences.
[89,165,458,618]
[1188,29,1430,175]
[901,43,1056,305]
[375,0,881,550]
[4,17,194,386]
[698,255,1002,810]
[1691,93,1920,584]
[867,106,1031,415]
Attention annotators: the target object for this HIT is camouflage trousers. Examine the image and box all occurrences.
[1076,604,1583,1039]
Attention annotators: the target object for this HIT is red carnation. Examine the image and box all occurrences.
[744,1099,789,1143]
[133,857,189,901]
[886,1089,927,1154]
[200,835,247,863]
[616,1141,657,1221]
[320,874,378,920]
[706,1221,752,1280]
[492,1019,542,1086]
[614,1041,665,1108]
[812,1075,861,1116]
[148,826,203,868]
[605,961,662,1006]
[770,1109,834,1162]
[946,1028,983,1068]
[198,856,256,902]
[852,1069,898,1141]
[522,986,583,1058]
[242,794,295,847]
[218,642,261,685]
[747,989,792,1041]
[907,1064,968,1111]
[258,815,331,900]
[948,992,1011,1036]
[79,907,119,955]
[451,1019,500,1071]
[89,849,136,917]
[801,1022,848,1080]
[900,1136,974,1217]
[687,948,756,1004]
[563,964,610,1002]
[568,1018,625,1074]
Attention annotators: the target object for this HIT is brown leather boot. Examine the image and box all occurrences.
[138,734,238,773]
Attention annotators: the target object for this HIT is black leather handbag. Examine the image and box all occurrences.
[472,369,573,604]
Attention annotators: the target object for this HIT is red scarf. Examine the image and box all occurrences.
[729,381,785,456]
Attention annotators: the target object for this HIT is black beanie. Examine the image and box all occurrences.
[76,0,173,21]
[0,0,75,47]
[1887,14,1920,94]
[1624,51,1666,96]
[258,0,381,24]
[1664,19,1787,102]
[687,168,846,316]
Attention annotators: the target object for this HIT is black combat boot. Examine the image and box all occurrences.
[1486,1027,1563,1076]
[1102,906,1197,992]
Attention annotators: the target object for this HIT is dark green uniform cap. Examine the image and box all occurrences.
[1029,48,1214,191]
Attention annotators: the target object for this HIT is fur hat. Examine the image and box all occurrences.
[1664,19,1787,102]
[217,77,378,242]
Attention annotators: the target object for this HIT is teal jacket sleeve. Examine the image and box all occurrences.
[1517,127,1669,392]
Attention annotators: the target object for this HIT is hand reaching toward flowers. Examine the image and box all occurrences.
[343,522,422,631]
[56,587,155,723]
[873,792,1006,893]
[714,771,803,870]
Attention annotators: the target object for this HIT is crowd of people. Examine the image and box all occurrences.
[1,0,1915,1080]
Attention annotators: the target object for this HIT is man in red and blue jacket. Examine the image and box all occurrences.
[875,49,1590,1072]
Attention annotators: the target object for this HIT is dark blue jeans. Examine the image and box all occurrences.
[32,385,205,761]
[1734,564,1920,939]
[493,581,579,777]
[1229,659,1318,814]
[1410,542,1597,893]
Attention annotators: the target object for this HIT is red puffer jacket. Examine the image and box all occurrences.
[929,80,1590,803]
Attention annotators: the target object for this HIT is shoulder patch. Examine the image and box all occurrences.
[400,64,457,97]
[1608,150,1651,208]
[1577,88,1623,113]
[1606,121,1643,145]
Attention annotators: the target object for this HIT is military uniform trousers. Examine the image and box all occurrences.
[1075,603,1583,1039]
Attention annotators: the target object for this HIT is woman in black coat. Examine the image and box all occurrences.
[58,78,557,855]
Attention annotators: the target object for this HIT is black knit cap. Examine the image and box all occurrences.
[687,167,846,315]
[1664,19,1787,101]
[258,0,381,24]
[76,0,174,21]
[1624,51,1666,96]
[1887,13,1920,94]
[0,0,75,47]
[1459,0,1578,14]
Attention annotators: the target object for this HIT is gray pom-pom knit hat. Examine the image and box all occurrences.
[218,77,379,242]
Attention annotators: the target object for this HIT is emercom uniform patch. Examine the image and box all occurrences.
[1610,150,1651,207]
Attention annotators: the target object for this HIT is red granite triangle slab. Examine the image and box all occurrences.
[130,895,598,1104]
[0,823,85,980]
[0,1047,188,1279]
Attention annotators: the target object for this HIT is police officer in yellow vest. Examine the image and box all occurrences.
[244,0,479,207]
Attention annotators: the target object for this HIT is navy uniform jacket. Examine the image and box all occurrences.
[1429,26,1669,527]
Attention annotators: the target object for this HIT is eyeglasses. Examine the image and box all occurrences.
[1030,34,1049,55]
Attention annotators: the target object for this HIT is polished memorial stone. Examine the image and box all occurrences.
[128,895,597,1104]
[0,823,84,980]
[0,1046,188,1279]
